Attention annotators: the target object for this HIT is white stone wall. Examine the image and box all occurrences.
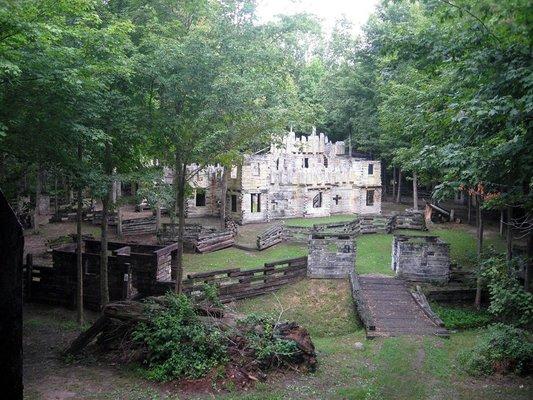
[166,131,382,224]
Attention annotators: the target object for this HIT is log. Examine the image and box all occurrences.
[64,315,108,355]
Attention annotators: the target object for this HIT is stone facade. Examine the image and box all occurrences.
[307,233,356,278]
[227,130,382,224]
[391,235,450,283]
[165,130,382,224]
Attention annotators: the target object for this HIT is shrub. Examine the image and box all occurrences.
[482,254,533,328]
[237,314,299,368]
[459,323,533,376]
[132,292,228,381]
[431,303,492,330]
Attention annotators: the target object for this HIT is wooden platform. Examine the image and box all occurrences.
[351,274,449,338]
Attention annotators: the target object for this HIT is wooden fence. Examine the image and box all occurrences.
[120,216,157,236]
[153,256,308,302]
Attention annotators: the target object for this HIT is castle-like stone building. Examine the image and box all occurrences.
[171,130,382,224]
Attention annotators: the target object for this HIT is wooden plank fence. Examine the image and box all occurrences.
[153,256,308,302]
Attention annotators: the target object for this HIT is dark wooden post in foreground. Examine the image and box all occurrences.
[0,189,24,399]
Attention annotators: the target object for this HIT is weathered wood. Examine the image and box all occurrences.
[352,274,448,338]
[64,315,108,355]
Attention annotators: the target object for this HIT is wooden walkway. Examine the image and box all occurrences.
[349,273,449,338]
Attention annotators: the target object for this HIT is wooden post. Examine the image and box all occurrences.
[25,253,33,301]
[122,263,132,299]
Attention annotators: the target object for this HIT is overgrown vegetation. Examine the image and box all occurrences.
[132,293,228,381]
[131,291,315,382]
[459,324,533,376]
[482,254,533,328]
[431,303,492,330]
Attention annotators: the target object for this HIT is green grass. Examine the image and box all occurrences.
[355,225,507,275]
[183,242,307,274]
[356,233,395,275]
[236,279,361,338]
[431,303,493,330]
[284,214,357,227]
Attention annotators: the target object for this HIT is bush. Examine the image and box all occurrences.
[132,293,228,381]
[431,303,492,330]
[482,254,533,328]
[237,314,300,368]
[459,323,533,376]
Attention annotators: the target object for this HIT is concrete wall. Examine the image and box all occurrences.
[307,233,356,278]
[391,235,450,283]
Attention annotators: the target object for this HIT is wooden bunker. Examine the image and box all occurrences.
[25,239,179,310]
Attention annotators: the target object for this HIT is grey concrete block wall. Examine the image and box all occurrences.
[307,233,356,278]
[391,235,450,283]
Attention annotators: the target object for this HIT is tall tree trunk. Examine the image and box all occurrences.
[220,166,227,230]
[525,230,532,292]
[475,195,484,309]
[412,172,418,211]
[506,206,513,261]
[54,178,59,216]
[155,202,161,234]
[174,155,186,294]
[392,167,397,202]
[467,193,472,224]
[499,209,504,236]
[34,164,43,227]
[99,143,112,309]
[396,169,402,203]
[76,145,84,327]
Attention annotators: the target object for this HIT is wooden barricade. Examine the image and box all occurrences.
[153,256,307,302]
[256,224,283,250]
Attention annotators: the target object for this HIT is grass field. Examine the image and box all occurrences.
[183,242,308,274]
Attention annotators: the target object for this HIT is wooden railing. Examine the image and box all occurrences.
[153,256,308,302]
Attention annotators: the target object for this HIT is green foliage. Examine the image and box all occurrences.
[431,303,492,330]
[482,254,533,328]
[132,292,227,381]
[459,323,533,376]
[237,314,299,368]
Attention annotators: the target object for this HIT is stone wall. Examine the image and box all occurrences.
[307,233,356,278]
[391,235,450,283]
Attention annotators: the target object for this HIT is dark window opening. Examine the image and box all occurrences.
[366,190,374,206]
[323,156,328,168]
[313,192,322,208]
[304,158,309,168]
[196,189,206,206]
[231,194,237,212]
[276,159,279,170]
[251,193,261,213]
[333,194,341,205]
[368,164,374,175]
